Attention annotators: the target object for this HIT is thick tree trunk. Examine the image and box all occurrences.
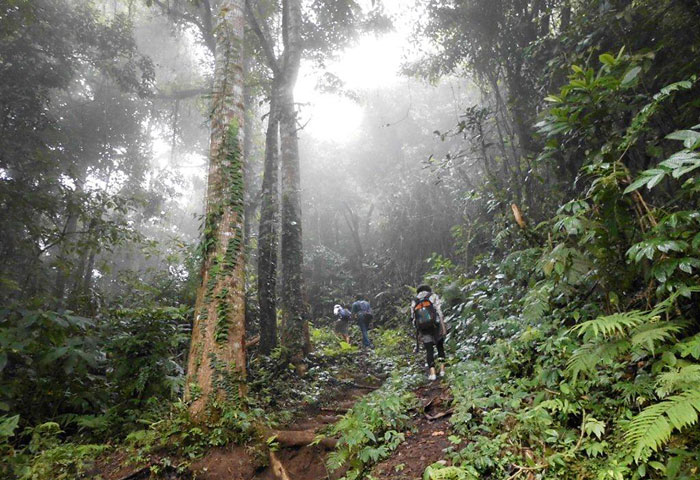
[184,0,247,418]
[258,82,280,355]
[278,0,309,366]
[279,84,310,365]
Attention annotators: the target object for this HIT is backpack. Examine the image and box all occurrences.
[414,296,438,333]
[357,300,372,314]
[356,301,373,327]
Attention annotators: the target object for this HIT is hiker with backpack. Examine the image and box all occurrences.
[351,296,374,349]
[333,304,352,344]
[411,285,447,380]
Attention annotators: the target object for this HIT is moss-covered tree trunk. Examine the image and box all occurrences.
[278,0,310,365]
[184,0,247,418]
[258,81,280,355]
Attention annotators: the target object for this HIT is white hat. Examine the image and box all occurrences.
[333,304,342,315]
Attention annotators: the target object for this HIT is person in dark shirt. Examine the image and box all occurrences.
[351,296,374,349]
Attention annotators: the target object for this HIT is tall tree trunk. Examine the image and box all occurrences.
[184,0,247,418]
[242,54,255,248]
[278,0,309,367]
[280,0,310,373]
[279,85,309,366]
[257,82,280,355]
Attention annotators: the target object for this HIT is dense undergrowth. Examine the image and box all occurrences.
[417,52,700,479]
[0,314,415,479]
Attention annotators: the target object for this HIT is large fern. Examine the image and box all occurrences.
[656,365,700,398]
[573,310,648,340]
[625,388,700,460]
[567,338,631,380]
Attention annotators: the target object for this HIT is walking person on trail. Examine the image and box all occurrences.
[411,284,447,380]
[333,304,352,344]
[351,296,374,349]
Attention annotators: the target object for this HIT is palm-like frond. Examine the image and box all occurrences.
[625,388,700,460]
[630,321,685,354]
[566,339,631,380]
[656,365,700,398]
[573,311,647,340]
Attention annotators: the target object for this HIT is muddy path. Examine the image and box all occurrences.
[371,381,454,480]
[226,379,454,480]
[96,360,454,480]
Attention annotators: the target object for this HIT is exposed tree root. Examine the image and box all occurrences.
[269,451,292,480]
[268,429,338,449]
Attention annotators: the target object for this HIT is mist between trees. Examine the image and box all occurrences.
[2,0,700,478]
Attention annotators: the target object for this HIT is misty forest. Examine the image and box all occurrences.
[2,0,700,479]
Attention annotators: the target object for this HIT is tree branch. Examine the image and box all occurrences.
[244,0,280,74]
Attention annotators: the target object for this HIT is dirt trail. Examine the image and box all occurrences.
[245,386,370,480]
[216,380,454,480]
[371,381,454,479]
[98,363,455,480]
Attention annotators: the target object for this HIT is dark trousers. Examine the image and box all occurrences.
[425,338,445,368]
[358,313,373,348]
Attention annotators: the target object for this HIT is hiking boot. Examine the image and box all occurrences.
[428,367,437,381]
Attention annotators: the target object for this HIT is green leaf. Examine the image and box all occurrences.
[666,130,700,149]
[621,66,642,85]
[0,414,20,437]
[599,53,616,66]
[624,175,652,194]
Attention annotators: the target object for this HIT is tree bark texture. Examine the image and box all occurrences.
[279,84,310,362]
[184,0,247,418]
[278,0,309,361]
[257,84,280,355]
[245,0,308,362]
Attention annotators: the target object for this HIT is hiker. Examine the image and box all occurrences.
[411,284,447,380]
[351,296,374,349]
[333,304,352,344]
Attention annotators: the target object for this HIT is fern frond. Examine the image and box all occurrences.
[677,333,700,360]
[625,388,700,460]
[629,321,684,354]
[566,339,630,379]
[656,365,700,398]
[573,311,647,340]
[521,283,552,324]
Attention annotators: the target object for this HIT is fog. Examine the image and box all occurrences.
[0,0,489,320]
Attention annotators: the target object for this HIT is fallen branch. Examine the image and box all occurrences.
[422,395,440,411]
[424,408,454,421]
[268,429,338,449]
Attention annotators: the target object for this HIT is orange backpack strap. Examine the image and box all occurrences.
[414,300,432,311]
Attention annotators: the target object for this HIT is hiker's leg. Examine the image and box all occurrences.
[365,316,373,348]
[359,316,371,348]
[436,338,446,377]
[436,338,446,360]
[425,341,436,368]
